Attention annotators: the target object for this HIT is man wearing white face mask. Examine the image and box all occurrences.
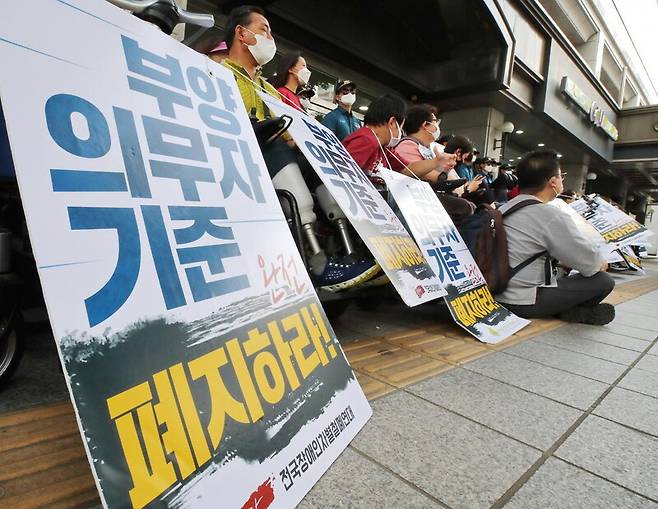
[222,6,279,122]
[321,80,362,141]
[342,94,407,189]
[220,6,380,290]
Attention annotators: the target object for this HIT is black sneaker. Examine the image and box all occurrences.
[313,258,380,292]
[558,303,615,326]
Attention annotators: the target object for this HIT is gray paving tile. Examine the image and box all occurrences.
[600,322,657,341]
[558,324,652,350]
[556,415,658,500]
[648,342,657,356]
[636,355,658,374]
[332,323,371,344]
[465,352,608,410]
[351,391,540,509]
[340,311,410,338]
[594,387,658,437]
[298,447,440,509]
[611,312,658,332]
[633,291,658,303]
[409,368,581,449]
[506,457,658,509]
[535,330,640,365]
[617,301,658,315]
[504,341,627,383]
[619,368,658,399]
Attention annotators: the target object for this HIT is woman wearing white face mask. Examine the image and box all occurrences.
[394,104,455,184]
[270,51,311,112]
[321,80,363,141]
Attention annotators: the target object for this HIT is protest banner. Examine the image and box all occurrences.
[611,245,644,273]
[259,93,445,306]
[0,1,371,507]
[381,169,529,343]
[571,195,652,246]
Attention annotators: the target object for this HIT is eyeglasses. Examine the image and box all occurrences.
[552,172,567,180]
[340,88,356,94]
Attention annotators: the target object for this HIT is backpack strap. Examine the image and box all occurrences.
[501,198,541,217]
[502,199,552,285]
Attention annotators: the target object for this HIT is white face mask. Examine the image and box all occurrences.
[340,92,356,106]
[297,67,312,86]
[300,97,311,110]
[426,122,441,141]
[242,27,276,66]
[387,120,403,148]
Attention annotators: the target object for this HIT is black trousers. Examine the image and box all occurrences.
[503,272,615,319]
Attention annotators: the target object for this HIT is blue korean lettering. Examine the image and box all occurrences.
[68,207,140,326]
[207,135,265,202]
[428,246,465,283]
[186,66,217,103]
[142,205,187,310]
[143,117,208,162]
[302,118,342,151]
[329,179,373,219]
[199,104,240,135]
[177,244,249,302]
[215,76,238,113]
[305,141,328,165]
[169,206,234,244]
[113,107,152,198]
[50,169,127,192]
[150,160,215,201]
[121,36,186,91]
[45,94,111,158]
[409,214,432,246]
[128,77,192,118]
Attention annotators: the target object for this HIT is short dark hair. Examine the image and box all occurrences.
[270,50,302,89]
[516,149,561,193]
[404,104,438,134]
[364,94,406,126]
[224,5,265,49]
[438,133,453,145]
[443,135,474,155]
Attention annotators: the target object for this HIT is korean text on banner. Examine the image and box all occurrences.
[0,1,371,508]
[381,169,529,344]
[258,92,445,306]
[571,195,652,246]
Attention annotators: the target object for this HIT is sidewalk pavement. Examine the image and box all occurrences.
[1,263,657,508]
[299,278,658,508]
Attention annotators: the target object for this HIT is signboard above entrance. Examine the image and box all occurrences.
[560,76,619,141]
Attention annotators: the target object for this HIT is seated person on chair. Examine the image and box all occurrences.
[393,105,473,224]
[342,93,407,189]
[220,5,376,289]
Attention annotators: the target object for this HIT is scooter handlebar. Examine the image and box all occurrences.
[177,10,214,28]
[106,0,215,28]
[106,0,159,12]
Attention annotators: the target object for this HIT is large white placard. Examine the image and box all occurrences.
[381,169,529,343]
[0,2,371,508]
[259,92,446,306]
[571,195,652,247]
